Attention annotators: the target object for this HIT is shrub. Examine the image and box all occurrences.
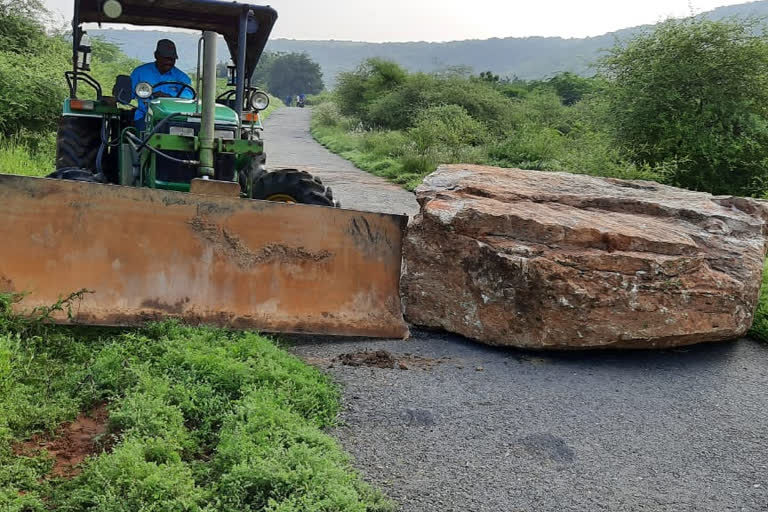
[312,56,675,193]
[212,390,393,512]
[487,126,564,169]
[54,438,204,511]
[367,73,517,132]
[601,17,768,196]
[408,105,489,154]
[0,4,141,138]
[749,259,768,343]
[305,90,335,106]
[335,58,408,122]
[0,48,69,134]
[545,72,600,106]
[361,130,409,158]
[312,101,344,127]
[0,1,52,56]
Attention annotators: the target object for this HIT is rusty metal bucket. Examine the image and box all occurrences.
[0,174,409,338]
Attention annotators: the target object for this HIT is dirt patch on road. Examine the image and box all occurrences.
[338,350,399,369]
[332,350,453,370]
[13,404,110,478]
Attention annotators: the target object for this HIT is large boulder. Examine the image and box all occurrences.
[401,165,768,349]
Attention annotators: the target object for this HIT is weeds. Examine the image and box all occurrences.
[0,295,392,510]
[309,73,668,191]
[749,260,768,343]
[0,131,55,176]
[0,289,91,337]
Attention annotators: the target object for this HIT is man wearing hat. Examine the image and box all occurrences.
[130,39,193,128]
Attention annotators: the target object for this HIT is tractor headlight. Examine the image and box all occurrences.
[249,91,270,111]
[135,82,153,99]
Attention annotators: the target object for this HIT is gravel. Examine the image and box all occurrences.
[270,107,768,512]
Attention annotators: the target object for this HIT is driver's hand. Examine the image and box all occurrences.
[154,91,171,98]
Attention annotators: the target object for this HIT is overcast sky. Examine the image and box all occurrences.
[42,0,751,42]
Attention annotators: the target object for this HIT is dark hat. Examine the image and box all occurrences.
[155,39,178,59]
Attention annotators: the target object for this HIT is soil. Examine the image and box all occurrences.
[13,404,110,479]
[334,350,453,370]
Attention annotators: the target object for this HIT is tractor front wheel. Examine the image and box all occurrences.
[252,168,340,207]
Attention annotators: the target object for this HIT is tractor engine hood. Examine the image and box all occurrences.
[149,98,239,125]
[75,0,277,80]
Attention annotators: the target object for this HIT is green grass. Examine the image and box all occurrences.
[0,132,56,176]
[0,293,393,511]
[749,259,768,343]
[311,123,426,191]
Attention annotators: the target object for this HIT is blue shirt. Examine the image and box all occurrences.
[130,62,193,124]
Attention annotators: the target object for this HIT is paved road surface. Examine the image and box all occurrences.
[268,107,768,512]
[265,107,419,216]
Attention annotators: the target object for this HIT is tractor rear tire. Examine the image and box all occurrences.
[55,116,101,172]
[252,168,339,207]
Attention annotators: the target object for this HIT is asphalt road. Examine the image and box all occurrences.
[265,107,419,217]
[267,107,768,512]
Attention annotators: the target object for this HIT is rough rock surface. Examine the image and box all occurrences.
[401,164,768,349]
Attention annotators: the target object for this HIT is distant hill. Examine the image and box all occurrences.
[90,0,768,86]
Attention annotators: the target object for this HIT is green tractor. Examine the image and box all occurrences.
[51,0,337,206]
[0,0,409,338]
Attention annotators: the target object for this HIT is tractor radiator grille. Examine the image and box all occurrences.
[155,122,237,184]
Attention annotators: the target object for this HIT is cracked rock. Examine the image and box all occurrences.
[401,164,768,349]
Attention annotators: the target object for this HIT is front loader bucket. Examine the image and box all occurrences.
[0,174,409,338]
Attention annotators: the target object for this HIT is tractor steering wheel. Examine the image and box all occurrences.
[151,81,197,99]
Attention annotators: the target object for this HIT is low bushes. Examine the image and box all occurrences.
[315,17,768,199]
[0,295,393,510]
[750,260,768,343]
[310,67,663,190]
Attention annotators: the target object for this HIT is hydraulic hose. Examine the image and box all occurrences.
[96,138,105,175]
[124,135,142,185]
[134,113,186,152]
[96,117,121,181]
[125,132,199,167]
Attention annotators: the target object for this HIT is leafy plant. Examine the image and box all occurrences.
[408,104,489,156]
[749,259,768,343]
[600,17,768,196]
[1,296,392,510]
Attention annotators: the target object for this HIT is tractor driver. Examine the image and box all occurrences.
[130,39,193,129]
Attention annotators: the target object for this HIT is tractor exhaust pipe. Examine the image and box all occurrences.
[198,30,217,178]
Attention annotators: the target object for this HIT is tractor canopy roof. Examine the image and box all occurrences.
[75,0,277,79]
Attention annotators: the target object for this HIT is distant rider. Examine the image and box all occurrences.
[130,39,193,129]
